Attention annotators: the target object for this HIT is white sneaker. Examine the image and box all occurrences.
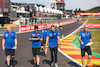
[54,63,58,67]
[51,62,54,67]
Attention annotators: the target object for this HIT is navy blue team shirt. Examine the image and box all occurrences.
[29,31,43,48]
[79,30,92,49]
[41,29,49,41]
[3,31,17,49]
[47,30,60,47]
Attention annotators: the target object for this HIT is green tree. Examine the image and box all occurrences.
[78,8,81,12]
[75,8,77,12]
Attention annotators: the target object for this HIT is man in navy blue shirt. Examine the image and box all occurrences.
[29,26,43,67]
[41,25,49,53]
[45,25,61,67]
[79,25,92,67]
[2,25,17,67]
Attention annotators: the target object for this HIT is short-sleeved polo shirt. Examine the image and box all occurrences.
[79,30,92,49]
[29,31,43,48]
[47,30,60,47]
[41,29,49,41]
[3,31,17,49]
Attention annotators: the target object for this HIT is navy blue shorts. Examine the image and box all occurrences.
[81,46,92,57]
[32,48,40,56]
[5,49,15,56]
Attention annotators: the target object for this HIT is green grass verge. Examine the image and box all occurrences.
[89,30,100,53]
[86,18,100,24]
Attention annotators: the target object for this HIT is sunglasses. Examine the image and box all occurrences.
[84,27,88,28]
[52,25,55,27]
[35,29,38,31]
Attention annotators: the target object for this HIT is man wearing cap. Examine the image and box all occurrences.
[79,25,92,67]
[2,25,17,67]
[29,26,43,67]
[40,25,49,55]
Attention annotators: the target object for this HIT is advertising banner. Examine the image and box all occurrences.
[77,13,100,16]
[20,20,77,32]
[20,19,82,32]
[86,24,100,28]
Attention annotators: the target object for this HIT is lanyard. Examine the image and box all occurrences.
[36,33,37,36]
[8,32,11,36]
[85,32,87,36]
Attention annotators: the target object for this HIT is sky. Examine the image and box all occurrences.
[10,0,100,10]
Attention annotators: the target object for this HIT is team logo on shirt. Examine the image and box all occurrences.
[11,33,13,35]
[5,33,8,37]
[54,33,56,35]
[42,30,44,33]
[45,30,47,32]
[58,33,59,35]
[32,34,35,37]
[42,30,47,33]
[15,35,17,38]
[49,34,52,37]
[37,34,39,35]
[82,33,85,37]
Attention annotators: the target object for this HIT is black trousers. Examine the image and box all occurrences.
[50,47,58,63]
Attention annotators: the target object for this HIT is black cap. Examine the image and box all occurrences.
[34,26,38,29]
[51,25,55,28]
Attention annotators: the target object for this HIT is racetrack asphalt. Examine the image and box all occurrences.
[0,19,87,67]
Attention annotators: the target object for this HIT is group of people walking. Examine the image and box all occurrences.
[2,25,61,67]
[2,24,92,67]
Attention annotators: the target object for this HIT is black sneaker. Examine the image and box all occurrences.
[37,65,39,67]
[7,65,10,67]
[34,63,36,67]
[44,54,46,57]
[44,53,46,57]
[34,65,37,67]
[11,60,14,66]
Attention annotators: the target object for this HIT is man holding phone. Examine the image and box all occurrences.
[29,26,43,67]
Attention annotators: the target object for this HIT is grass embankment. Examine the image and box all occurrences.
[87,18,100,24]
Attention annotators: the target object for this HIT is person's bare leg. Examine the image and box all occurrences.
[36,55,40,65]
[41,46,44,51]
[6,55,10,66]
[45,47,48,55]
[11,56,15,65]
[12,56,14,60]
[87,55,92,66]
[33,56,36,64]
[62,35,64,38]
[82,56,85,67]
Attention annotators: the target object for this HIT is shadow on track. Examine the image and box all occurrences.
[5,60,18,67]
[42,60,51,66]
[68,61,81,67]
